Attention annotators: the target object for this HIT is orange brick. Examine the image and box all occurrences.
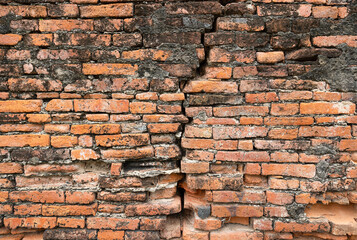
[83,63,138,75]
[39,19,94,32]
[51,136,78,148]
[246,92,278,103]
[71,124,121,135]
[312,6,338,18]
[98,230,125,240]
[66,191,96,204]
[58,218,85,228]
[300,102,355,114]
[80,3,133,18]
[74,99,129,113]
[159,93,185,101]
[122,49,171,61]
[313,36,357,48]
[0,6,46,17]
[27,114,51,123]
[0,34,22,45]
[130,102,156,114]
[299,126,351,138]
[71,149,99,160]
[183,81,238,93]
[0,163,23,174]
[46,100,73,112]
[42,204,97,216]
[0,134,49,147]
[208,48,255,63]
[148,123,180,133]
[211,205,263,217]
[266,191,294,205]
[4,217,57,229]
[9,78,62,92]
[204,67,232,79]
[268,128,298,139]
[257,51,284,63]
[262,163,315,178]
[0,100,42,112]
[271,103,299,115]
[87,217,139,230]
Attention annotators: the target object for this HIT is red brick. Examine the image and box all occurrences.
[212,190,266,204]
[4,217,57,229]
[113,33,142,47]
[24,164,79,176]
[233,66,258,78]
[48,4,79,17]
[74,99,129,113]
[279,91,312,100]
[267,191,294,205]
[10,191,64,203]
[95,133,150,147]
[208,48,255,63]
[275,220,330,232]
[181,161,210,173]
[102,146,154,160]
[14,204,41,215]
[213,126,268,139]
[71,149,99,160]
[262,163,316,178]
[9,78,62,92]
[1,5,46,18]
[87,217,139,230]
[204,67,232,79]
[184,81,238,93]
[216,151,270,162]
[0,34,22,45]
[42,204,97,216]
[214,106,269,117]
[265,206,290,217]
[300,102,355,114]
[0,163,22,174]
[313,36,357,48]
[271,152,299,163]
[299,126,351,138]
[125,196,181,216]
[130,102,156,114]
[66,191,95,204]
[80,3,133,18]
[339,139,357,151]
[265,117,314,125]
[253,218,273,231]
[312,6,338,18]
[212,205,263,217]
[246,92,278,103]
[58,218,86,228]
[271,103,299,115]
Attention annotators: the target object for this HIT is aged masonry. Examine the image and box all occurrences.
[0,0,356,239]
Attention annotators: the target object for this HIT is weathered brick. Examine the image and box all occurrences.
[80,3,133,18]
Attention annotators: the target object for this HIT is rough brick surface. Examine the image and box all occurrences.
[0,0,356,239]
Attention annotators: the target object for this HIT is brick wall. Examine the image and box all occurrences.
[0,0,356,239]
